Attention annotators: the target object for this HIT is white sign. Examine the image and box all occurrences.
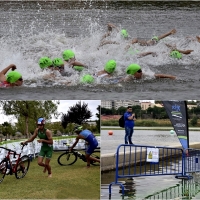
[146,148,159,163]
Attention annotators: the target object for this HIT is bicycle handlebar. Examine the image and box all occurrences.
[0,143,28,153]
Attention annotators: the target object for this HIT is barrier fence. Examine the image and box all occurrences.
[109,144,200,196]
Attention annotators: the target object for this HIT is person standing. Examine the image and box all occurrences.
[21,117,53,177]
[124,106,136,144]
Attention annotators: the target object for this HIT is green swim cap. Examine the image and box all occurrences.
[104,60,116,74]
[126,64,141,75]
[121,29,128,38]
[73,66,84,71]
[39,57,53,69]
[6,71,22,83]
[62,50,75,61]
[152,36,159,42]
[81,74,94,84]
[170,50,182,59]
[52,58,64,66]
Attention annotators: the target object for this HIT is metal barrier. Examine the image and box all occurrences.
[109,144,195,196]
[184,148,200,174]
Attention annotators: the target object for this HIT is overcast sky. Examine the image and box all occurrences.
[0,100,101,124]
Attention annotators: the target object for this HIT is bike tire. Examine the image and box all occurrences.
[57,152,78,166]
[90,150,100,166]
[0,160,7,183]
[15,155,30,179]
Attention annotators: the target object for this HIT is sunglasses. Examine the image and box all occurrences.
[18,78,23,81]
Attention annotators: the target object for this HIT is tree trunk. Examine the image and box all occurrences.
[25,116,29,138]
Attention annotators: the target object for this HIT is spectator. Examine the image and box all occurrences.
[124,106,136,144]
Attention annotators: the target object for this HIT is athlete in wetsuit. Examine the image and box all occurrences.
[70,125,100,168]
[22,117,53,177]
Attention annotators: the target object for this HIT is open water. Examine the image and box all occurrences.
[0,1,200,99]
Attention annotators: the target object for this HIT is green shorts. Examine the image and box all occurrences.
[39,146,53,159]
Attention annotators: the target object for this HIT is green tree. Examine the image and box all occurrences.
[95,105,100,133]
[0,100,59,138]
[61,101,93,128]
[190,116,198,126]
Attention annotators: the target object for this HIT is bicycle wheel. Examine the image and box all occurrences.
[15,155,30,179]
[0,160,7,183]
[90,151,100,166]
[57,152,78,166]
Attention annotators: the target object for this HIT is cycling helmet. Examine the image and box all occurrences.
[73,125,83,132]
[62,50,75,61]
[39,57,53,69]
[52,58,64,67]
[37,118,45,125]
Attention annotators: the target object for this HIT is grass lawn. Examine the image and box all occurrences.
[0,151,100,199]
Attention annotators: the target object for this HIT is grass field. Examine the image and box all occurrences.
[0,151,100,199]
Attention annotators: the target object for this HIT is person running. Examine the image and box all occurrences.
[124,106,136,144]
[0,64,23,87]
[125,29,177,50]
[70,125,100,168]
[122,63,176,81]
[62,49,87,72]
[21,117,53,177]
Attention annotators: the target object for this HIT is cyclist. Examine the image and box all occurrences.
[70,125,100,168]
[21,117,53,177]
[0,64,23,87]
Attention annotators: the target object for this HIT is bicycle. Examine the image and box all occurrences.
[57,143,100,166]
[0,143,30,183]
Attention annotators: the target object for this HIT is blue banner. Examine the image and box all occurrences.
[162,101,189,149]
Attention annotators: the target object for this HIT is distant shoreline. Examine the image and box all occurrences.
[101,126,200,131]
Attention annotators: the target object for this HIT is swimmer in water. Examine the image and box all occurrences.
[0,64,23,87]
[99,23,129,48]
[121,64,176,82]
[125,29,177,50]
[80,60,117,84]
[62,49,88,72]
[93,60,117,78]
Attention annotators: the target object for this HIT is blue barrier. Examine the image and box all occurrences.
[109,144,195,196]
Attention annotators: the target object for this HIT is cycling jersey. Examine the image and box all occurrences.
[80,129,98,154]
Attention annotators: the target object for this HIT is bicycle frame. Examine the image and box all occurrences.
[0,144,27,174]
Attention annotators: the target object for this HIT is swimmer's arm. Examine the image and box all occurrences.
[154,74,176,80]
[107,23,120,32]
[176,49,194,55]
[71,61,88,68]
[165,43,177,50]
[137,52,157,58]
[119,75,133,82]
[0,64,16,81]
[99,40,119,47]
